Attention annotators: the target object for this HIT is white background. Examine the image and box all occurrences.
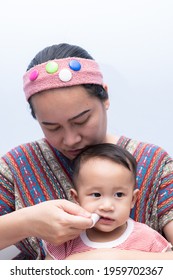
[0,0,173,259]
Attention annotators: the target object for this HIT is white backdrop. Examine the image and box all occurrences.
[0,0,173,258]
[1,0,173,157]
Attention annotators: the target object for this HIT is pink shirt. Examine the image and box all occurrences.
[45,219,171,260]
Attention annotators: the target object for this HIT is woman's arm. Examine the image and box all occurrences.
[163,220,173,244]
[45,253,53,260]
[0,200,92,250]
[0,208,30,249]
[66,248,173,260]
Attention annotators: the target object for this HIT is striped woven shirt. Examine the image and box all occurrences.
[0,136,173,259]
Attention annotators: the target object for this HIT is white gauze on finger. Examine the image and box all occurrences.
[90,213,100,228]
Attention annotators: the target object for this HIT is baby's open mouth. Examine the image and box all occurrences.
[90,214,115,227]
[100,216,114,221]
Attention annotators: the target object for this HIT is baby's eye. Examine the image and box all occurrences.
[91,193,101,197]
[114,192,124,198]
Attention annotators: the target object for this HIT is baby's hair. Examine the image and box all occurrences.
[72,143,137,186]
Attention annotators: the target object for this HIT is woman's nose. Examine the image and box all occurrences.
[63,129,81,147]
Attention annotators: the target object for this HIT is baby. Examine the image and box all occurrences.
[44,143,171,259]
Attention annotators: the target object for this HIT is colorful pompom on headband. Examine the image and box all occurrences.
[23,57,103,100]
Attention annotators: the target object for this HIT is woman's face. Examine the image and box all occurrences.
[31,85,109,159]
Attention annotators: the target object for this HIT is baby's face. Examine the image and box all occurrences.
[75,157,138,233]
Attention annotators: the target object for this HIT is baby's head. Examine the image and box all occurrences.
[71,143,138,233]
[72,143,137,188]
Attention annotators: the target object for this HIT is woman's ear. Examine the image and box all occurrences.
[103,83,108,93]
[102,84,110,110]
[104,99,110,110]
[131,189,139,209]
[70,188,79,204]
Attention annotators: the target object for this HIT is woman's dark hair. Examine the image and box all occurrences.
[27,43,108,119]
[72,143,137,187]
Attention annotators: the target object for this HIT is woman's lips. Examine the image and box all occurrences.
[65,149,83,157]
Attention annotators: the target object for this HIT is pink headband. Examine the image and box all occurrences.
[23,57,103,100]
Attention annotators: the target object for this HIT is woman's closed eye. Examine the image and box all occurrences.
[42,123,61,132]
[73,116,90,126]
[47,126,61,132]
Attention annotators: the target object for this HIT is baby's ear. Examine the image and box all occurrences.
[70,188,79,204]
[131,189,139,209]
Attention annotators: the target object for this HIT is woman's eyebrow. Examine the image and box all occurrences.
[69,109,90,121]
[41,110,91,125]
[41,121,59,125]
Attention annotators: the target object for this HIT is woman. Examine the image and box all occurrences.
[0,43,173,259]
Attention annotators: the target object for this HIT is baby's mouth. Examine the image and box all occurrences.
[101,216,113,220]
[99,216,115,223]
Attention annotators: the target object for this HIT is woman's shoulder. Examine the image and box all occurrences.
[2,138,49,159]
[117,135,160,150]
[1,138,57,169]
[1,138,73,181]
[117,135,171,161]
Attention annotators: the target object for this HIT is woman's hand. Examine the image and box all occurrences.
[163,220,173,245]
[0,199,92,249]
[24,199,92,244]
